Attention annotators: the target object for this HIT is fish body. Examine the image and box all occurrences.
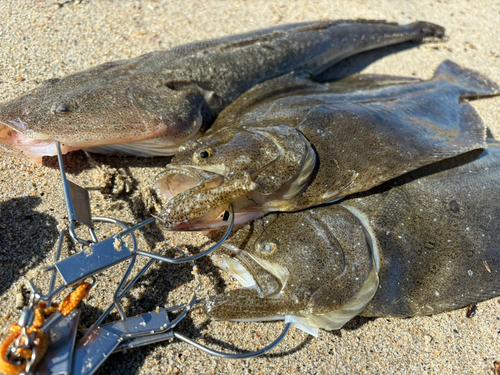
[156,60,498,230]
[207,144,500,332]
[0,20,445,162]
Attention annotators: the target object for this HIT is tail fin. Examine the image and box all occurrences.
[407,21,446,42]
[434,60,500,96]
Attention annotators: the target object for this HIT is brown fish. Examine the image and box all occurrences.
[0,20,445,163]
[207,144,500,333]
[155,60,498,230]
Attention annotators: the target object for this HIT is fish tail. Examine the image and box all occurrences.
[303,21,446,77]
[407,21,446,43]
[434,59,500,96]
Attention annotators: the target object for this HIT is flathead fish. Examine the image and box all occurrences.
[155,60,499,230]
[207,144,500,333]
[0,21,445,162]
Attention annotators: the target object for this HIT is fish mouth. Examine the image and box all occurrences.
[212,244,288,298]
[0,121,77,163]
[0,99,69,161]
[154,166,264,231]
[0,119,188,162]
[154,166,220,202]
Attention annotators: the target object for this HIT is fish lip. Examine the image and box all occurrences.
[166,211,266,231]
[215,245,287,298]
[154,165,224,203]
[211,251,258,289]
[159,165,219,183]
[0,120,59,162]
[154,165,231,230]
[1,118,29,133]
[155,165,265,231]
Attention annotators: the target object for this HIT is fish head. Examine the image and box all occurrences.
[154,124,317,230]
[0,68,212,162]
[206,206,377,328]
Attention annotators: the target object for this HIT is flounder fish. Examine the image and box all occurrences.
[155,60,499,230]
[206,143,500,334]
[0,20,445,163]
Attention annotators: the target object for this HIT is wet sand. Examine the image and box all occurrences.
[1,1,499,374]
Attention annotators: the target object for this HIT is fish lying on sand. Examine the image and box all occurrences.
[155,60,499,230]
[207,143,500,334]
[0,21,445,163]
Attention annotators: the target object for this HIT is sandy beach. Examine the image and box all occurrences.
[1,1,499,374]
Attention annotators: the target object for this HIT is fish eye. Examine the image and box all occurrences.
[193,147,214,162]
[199,150,211,158]
[256,238,279,254]
[51,103,72,115]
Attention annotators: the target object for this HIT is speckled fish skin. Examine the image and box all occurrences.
[207,143,500,329]
[0,20,445,162]
[155,60,499,230]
